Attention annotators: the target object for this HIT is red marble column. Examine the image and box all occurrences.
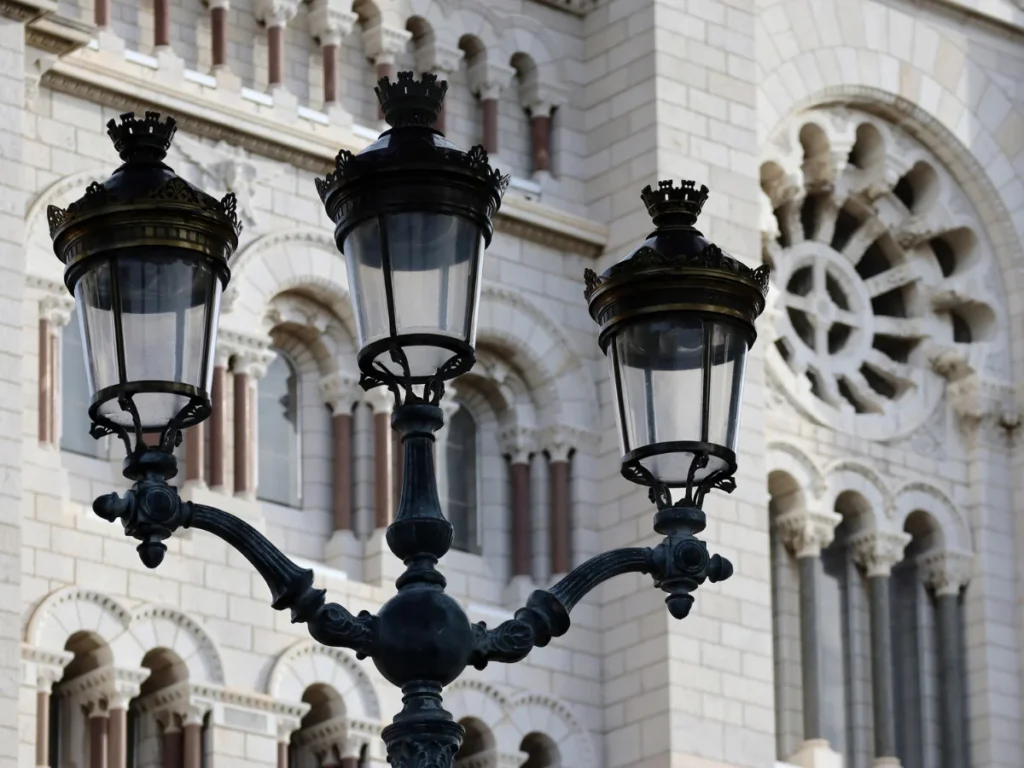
[276,741,288,768]
[481,97,499,154]
[374,411,392,528]
[322,42,339,105]
[38,318,52,444]
[185,423,204,484]
[183,721,202,768]
[509,457,532,577]
[548,453,572,575]
[209,365,226,488]
[108,707,127,768]
[210,1,229,70]
[268,24,285,87]
[94,0,109,28]
[332,411,353,531]
[530,111,551,174]
[163,724,182,768]
[233,369,251,496]
[154,0,170,47]
[35,691,50,768]
[89,711,109,768]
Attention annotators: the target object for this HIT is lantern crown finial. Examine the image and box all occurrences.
[106,111,177,163]
[640,179,709,227]
[375,71,447,129]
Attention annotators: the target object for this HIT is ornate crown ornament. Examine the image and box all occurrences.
[315,72,510,246]
[584,179,770,348]
[48,111,241,290]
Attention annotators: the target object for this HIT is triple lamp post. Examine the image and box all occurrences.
[47,73,769,767]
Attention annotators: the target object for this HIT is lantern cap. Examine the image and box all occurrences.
[584,179,770,348]
[315,72,509,248]
[47,111,241,292]
[376,71,448,128]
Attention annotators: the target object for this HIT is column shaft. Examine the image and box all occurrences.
[868,574,897,759]
[183,723,202,768]
[548,459,571,575]
[373,412,392,528]
[332,412,353,531]
[185,423,204,484]
[108,708,126,768]
[49,333,58,443]
[211,7,228,69]
[90,715,108,768]
[233,371,251,495]
[797,555,824,740]
[481,98,498,154]
[94,0,109,28]
[209,365,226,488]
[38,318,52,444]
[530,113,551,173]
[154,0,170,47]
[163,728,182,768]
[340,758,358,768]
[277,742,288,768]
[936,593,967,768]
[510,461,531,577]
[35,691,49,768]
[268,25,284,86]
[322,43,339,105]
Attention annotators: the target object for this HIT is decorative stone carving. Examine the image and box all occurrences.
[414,36,464,76]
[774,509,843,558]
[39,293,75,327]
[364,384,394,415]
[918,549,973,596]
[319,371,362,412]
[253,0,298,27]
[21,645,73,693]
[498,424,538,464]
[307,0,357,46]
[467,59,516,100]
[848,530,911,577]
[517,69,569,115]
[362,20,411,66]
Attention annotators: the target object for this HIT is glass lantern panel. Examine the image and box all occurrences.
[705,321,748,454]
[345,217,392,350]
[74,259,120,398]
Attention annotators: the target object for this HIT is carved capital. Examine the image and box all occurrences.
[22,645,73,693]
[439,386,461,420]
[307,0,357,46]
[40,294,75,327]
[364,384,394,415]
[230,345,276,379]
[518,70,568,114]
[849,529,911,577]
[253,0,298,27]
[774,509,842,558]
[498,424,537,464]
[918,549,973,596]
[467,59,516,100]
[541,424,579,462]
[414,37,464,75]
[207,0,230,9]
[319,371,362,412]
[276,714,302,743]
[362,20,411,65]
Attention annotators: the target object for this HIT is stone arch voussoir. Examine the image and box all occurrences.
[892,480,972,553]
[267,640,383,722]
[505,691,595,768]
[127,604,226,686]
[25,586,133,652]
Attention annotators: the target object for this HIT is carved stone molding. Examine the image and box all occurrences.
[21,644,73,693]
[362,20,411,65]
[58,666,151,712]
[940,365,1020,444]
[918,549,973,596]
[39,293,75,326]
[363,384,394,415]
[253,0,298,27]
[306,0,357,46]
[517,69,569,115]
[467,59,516,100]
[414,37,464,76]
[773,508,843,559]
[848,529,911,578]
[319,371,362,412]
[498,424,538,464]
[221,331,275,379]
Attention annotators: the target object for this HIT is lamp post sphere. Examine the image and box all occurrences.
[47,112,240,440]
[585,180,770,504]
[316,73,509,397]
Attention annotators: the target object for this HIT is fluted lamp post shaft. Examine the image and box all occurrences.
[52,76,769,768]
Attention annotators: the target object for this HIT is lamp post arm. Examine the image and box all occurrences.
[468,547,653,668]
[93,477,377,659]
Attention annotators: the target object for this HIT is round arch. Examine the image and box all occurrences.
[822,458,892,526]
[892,480,972,552]
[765,441,827,501]
[124,605,226,685]
[506,691,596,768]
[25,586,132,651]
[267,640,382,722]
[444,679,509,737]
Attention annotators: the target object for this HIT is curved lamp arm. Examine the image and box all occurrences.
[93,478,377,659]
[469,506,733,669]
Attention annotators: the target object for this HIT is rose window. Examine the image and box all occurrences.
[760,109,1001,439]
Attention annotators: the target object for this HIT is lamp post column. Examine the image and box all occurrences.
[850,530,911,768]
[919,549,973,768]
[775,508,842,759]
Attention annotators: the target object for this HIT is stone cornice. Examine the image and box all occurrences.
[26,9,93,55]
[0,0,53,23]
[40,46,607,258]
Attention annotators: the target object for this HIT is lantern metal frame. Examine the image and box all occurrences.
[48,111,241,462]
[69,80,769,768]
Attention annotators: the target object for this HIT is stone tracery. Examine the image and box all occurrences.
[761,108,1004,440]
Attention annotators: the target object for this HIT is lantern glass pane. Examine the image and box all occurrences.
[74,259,119,398]
[76,249,220,430]
[345,217,390,350]
[612,316,749,486]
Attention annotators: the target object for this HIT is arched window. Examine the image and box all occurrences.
[446,404,478,553]
[60,311,96,455]
[258,351,301,506]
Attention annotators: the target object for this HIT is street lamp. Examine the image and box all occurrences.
[50,76,769,768]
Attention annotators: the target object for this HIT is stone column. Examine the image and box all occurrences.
[94,0,109,27]
[182,708,205,768]
[38,296,72,446]
[544,429,573,576]
[184,422,205,485]
[366,387,394,529]
[340,737,366,768]
[34,661,69,768]
[161,716,182,768]
[775,508,842,752]
[467,60,514,155]
[319,373,361,533]
[154,0,170,48]
[276,717,300,768]
[519,74,566,179]
[208,347,230,490]
[209,0,230,71]
[500,426,535,579]
[106,682,138,768]
[308,0,357,110]
[362,21,411,120]
[919,550,973,768]
[232,350,271,500]
[88,703,109,768]
[254,0,298,91]
[850,530,911,767]
[413,38,462,133]
[434,388,460,519]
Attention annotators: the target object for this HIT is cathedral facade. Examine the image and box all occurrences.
[2,1,1023,768]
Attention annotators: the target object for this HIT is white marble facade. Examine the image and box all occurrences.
[3,1,1024,768]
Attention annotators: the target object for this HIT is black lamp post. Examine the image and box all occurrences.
[49,76,769,768]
